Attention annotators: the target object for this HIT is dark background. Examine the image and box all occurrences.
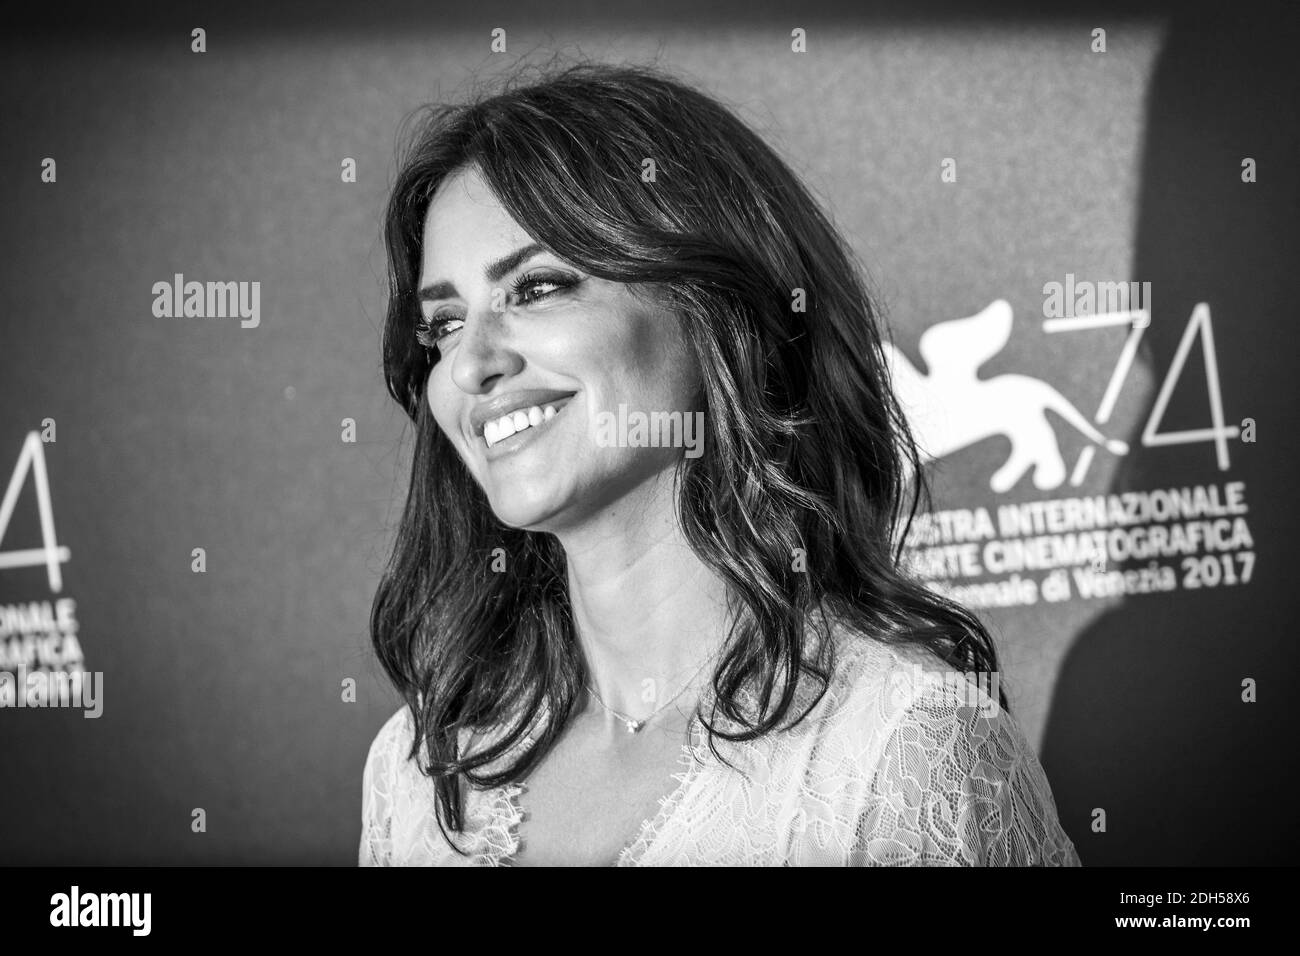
[1,0,1296,864]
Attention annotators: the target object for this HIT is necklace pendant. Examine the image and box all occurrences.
[625,719,642,733]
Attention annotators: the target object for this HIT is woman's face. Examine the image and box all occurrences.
[419,164,702,531]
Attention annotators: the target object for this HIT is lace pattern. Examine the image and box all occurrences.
[359,631,1081,866]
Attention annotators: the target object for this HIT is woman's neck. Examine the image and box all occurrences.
[555,469,732,717]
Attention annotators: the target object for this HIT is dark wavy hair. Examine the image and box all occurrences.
[371,59,1008,850]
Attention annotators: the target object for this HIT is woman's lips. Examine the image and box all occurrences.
[469,389,577,436]
[481,395,574,455]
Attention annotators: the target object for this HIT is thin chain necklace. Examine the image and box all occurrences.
[584,647,722,734]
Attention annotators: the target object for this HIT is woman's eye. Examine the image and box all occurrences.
[516,280,559,304]
[415,315,463,348]
[414,272,577,351]
[512,271,575,305]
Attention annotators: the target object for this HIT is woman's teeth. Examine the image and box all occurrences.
[484,404,559,448]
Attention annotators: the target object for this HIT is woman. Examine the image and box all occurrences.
[360,61,1081,866]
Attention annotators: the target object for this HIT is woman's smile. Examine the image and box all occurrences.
[475,390,579,460]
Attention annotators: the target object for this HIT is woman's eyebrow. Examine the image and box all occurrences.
[417,242,547,303]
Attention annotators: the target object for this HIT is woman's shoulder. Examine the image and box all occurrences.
[369,704,415,754]
[806,621,1015,770]
[363,701,502,776]
[810,622,960,731]
[362,705,419,792]
[803,622,1080,865]
[359,705,415,867]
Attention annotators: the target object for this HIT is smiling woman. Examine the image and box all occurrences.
[361,61,1081,866]
[417,165,700,530]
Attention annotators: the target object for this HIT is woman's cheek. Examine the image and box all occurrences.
[426,372,460,440]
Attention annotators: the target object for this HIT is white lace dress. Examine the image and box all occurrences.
[359,633,1081,866]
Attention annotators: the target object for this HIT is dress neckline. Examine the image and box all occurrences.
[488,687,717,867]
[459,624,845,864]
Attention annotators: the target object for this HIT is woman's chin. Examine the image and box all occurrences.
[486,489,567,531]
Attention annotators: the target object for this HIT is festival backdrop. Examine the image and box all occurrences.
[1,1,1296,864]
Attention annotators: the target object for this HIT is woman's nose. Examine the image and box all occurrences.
[450,306,524,394]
